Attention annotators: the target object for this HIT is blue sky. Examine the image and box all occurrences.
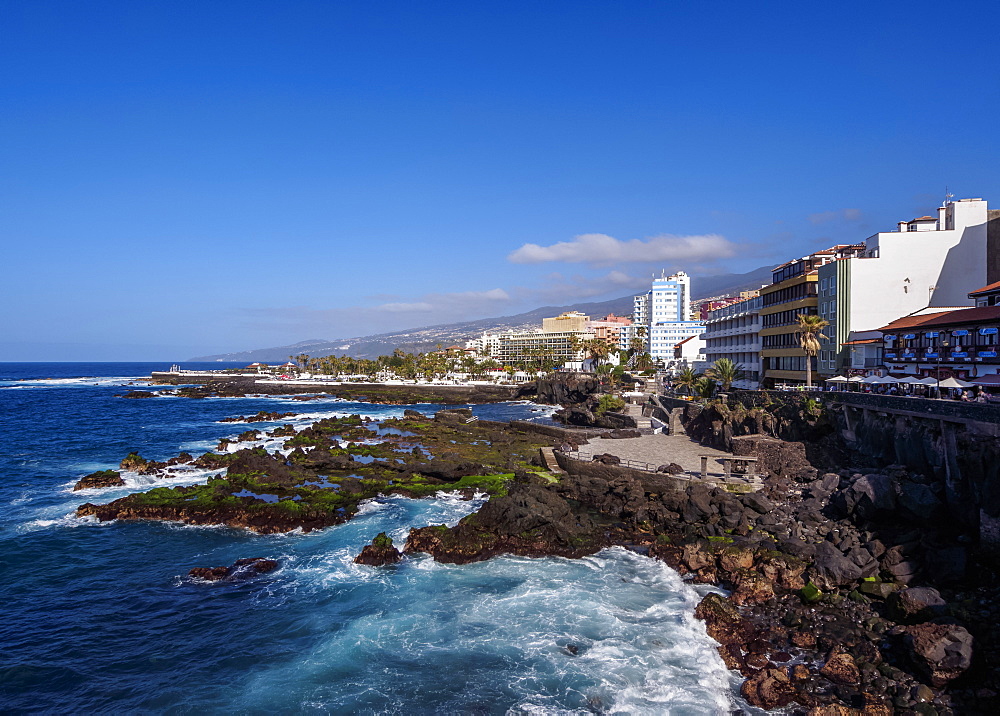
[2,1,998,360]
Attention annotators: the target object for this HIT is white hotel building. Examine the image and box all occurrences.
[702,295,763,389]
[632,271,705,363]
[817,198,992,377]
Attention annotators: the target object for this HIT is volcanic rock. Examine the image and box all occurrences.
[740,667,798,710]
[820,647,860,685]
[903,623,973,686]
[887,587,947,624]
[354,532,402,566]
[189,557,279,582]
[73,470,124,490]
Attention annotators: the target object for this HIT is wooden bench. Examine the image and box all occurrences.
[700,455,760,480]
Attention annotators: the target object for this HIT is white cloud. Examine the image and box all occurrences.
[375,302,434,313]
[507,232,736,266]
[452,288,511,301]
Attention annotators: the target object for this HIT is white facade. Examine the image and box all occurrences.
[634,271,706,361]
[467,329,591,368]
[668,335,708,375]
[818,198,989,375]
[702,295,762,389]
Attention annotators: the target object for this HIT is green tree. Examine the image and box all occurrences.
[694,376,717,398]
[673,366,701,396]
[706,358,745,391]
[796,314,830,388]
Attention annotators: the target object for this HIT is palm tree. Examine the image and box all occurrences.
[706,358,745,391]
[673,366,701,396]
[582,338,611,369]
[694,376,717,399]
[796,314,830,388]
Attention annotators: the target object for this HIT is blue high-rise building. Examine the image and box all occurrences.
[632,271,705,362]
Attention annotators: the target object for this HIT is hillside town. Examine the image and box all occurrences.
[223,196,1000,401]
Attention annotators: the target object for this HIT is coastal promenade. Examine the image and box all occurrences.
[581,432,731,476]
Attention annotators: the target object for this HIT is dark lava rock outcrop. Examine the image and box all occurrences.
[534,372,600,406]
[73,470,124,491]
[354,533,402,566]
[189,557,279,582]
[220,410,297,423]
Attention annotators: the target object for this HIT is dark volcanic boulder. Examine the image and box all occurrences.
[809,541,863,589]
[405,479,602,564]
[694,592,754,646]
[555,406,597,426]
[535,372,600,405]
[434,408,473,424]
[189,557,279,582]
[740,667,797,710]
[122,390,154,398]
[607,428,641,439]
[73,469,124,491]
[831,473,897,520]
[354,533,402,566]
[819,647,860,685]
[656,463,684,475]
[592,453,621,466]
[730,434,812,479]
[119,452,148,472]
[903,623,973,686]
[594,411,638,430]
[897,481,944,522]
[887,587,947,623]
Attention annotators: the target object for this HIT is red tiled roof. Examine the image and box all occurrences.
[877,311,955,332]
[969,280,1000,297]
[843,338,880,345]
[914,306,1000,328]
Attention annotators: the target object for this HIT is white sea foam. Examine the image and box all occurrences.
[63,467,227,497]
[234,542,731,714]
[21,512,106,532]
[0,376,147,388]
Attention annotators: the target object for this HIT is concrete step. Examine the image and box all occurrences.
[538,447,567,474]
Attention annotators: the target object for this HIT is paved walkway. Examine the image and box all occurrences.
[582,432,732,476]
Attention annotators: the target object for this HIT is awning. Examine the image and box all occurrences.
[970,374,1000,386]
[825,376,849,382]
[938,377,975,389]
[895,376,923,384]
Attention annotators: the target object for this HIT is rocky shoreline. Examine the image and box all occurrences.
[147,376,527,404]
[75,409,566,534]
[72,384,1000,713]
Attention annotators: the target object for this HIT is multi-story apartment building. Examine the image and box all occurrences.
[817,198,992,377]
[468,311,598,369]
[488,330,592,368]
[633,271,705,362]
[588,313,632,350]
[541,311,590,333]
[760,247,857,386]
[702,295,762,389]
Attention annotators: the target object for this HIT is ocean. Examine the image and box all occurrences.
[0,363,734,714]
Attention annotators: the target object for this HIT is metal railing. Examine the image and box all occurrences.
[557,449,763,492]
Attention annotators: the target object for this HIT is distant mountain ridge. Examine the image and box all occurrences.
[190,264,773,362]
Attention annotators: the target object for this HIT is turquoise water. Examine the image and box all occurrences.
[0,363,732,713]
